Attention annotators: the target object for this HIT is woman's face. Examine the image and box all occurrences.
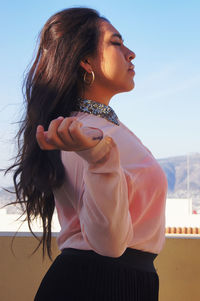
[89,20,136,97]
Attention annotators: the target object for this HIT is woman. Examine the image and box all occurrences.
[10,7,167,301]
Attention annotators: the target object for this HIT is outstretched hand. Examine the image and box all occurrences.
[36,116,103,151]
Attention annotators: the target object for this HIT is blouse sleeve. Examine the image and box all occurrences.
[75,136,133,258]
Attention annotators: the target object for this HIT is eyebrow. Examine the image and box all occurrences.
[111,33,123,41]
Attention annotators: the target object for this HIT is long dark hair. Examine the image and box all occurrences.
[6,7,107,259]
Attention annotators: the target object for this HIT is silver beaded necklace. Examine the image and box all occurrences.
[76,98,120,126]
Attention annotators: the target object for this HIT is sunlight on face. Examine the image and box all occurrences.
[93,20,136,94]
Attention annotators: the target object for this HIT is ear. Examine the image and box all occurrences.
[80,58,92,73]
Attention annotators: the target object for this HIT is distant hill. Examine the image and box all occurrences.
[158,153,200,198]
[0,154,200,214]
[0,187,20,214]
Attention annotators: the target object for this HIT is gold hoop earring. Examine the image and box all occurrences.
[83,71,95,86]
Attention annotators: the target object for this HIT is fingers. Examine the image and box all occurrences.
[68,121,101,150]
[56,118,86,151]
[36,117,66,150]
[46,116,67,147]
[36,116,101,152]
[56,118,80,142]
[53,117,81,151]
[36,125,56,150]
[36,116,80,151]
[69,120,89,144]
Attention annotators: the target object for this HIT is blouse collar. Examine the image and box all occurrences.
[76,98,120,126]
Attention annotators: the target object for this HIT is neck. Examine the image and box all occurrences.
[82,86,114,106]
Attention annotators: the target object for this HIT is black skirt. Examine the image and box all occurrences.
[34,248,159,301]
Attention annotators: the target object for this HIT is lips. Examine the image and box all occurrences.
[128,64,135,71]
[128,65,135,76]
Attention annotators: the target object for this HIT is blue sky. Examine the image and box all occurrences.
[0,0,200,186]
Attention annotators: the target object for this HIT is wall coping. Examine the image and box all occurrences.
[1,231,200,239]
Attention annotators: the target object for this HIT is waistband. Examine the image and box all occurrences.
[61,247,157,273]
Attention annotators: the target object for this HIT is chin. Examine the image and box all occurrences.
[125,81,135,92]
[113,80,135,94]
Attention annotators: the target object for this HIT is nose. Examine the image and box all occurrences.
[127,49,136,62]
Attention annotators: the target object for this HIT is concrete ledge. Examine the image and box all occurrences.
[1,231,200,238]
[0,231,59,237]
[165,234,200,239]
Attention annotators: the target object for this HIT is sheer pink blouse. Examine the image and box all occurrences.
[53,112,167,257]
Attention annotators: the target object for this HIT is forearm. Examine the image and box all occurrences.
[76,136,133,257]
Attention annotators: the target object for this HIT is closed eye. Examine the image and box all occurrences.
[111,41,122,46]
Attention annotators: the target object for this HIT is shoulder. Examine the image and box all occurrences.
[71,111,120,134]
